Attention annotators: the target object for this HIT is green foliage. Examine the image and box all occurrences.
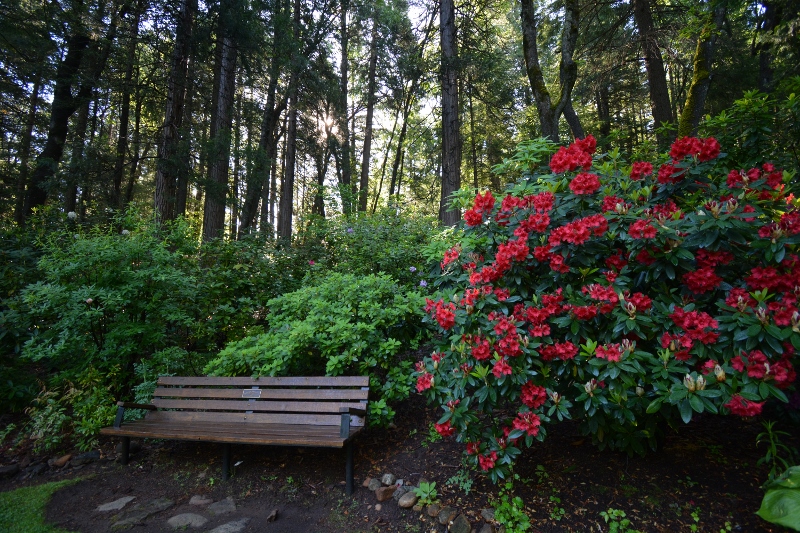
[492,474,531,532]
[0,479,80,533]
[204,273,427,426]
[445,467,474,495]
[600,508,642,533]
[417,135,800,480]
[412,481,438,506]
[758,466,800,530]
[757,421,798,483]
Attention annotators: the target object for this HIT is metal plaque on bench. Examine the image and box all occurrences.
[241,389,262,399]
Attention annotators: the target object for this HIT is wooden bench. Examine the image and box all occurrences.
[100,376,369,494]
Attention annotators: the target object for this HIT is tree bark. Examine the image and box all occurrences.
[358,17,379,212]
[277,0,301,240]
[338,0,353,213]
[154,0,197,223]
[14,73,41,224]
[678,6,726,138]
[64,99,91,213]
[632,0,673,149]
[520,0,581,144]
[202,0,238,241]
[439,0,461,226]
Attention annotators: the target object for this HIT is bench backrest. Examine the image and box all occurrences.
[149,376,369,427]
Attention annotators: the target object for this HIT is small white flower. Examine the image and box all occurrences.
[121,229,130,235]
[67,211,77,220]
[409,266,417,272]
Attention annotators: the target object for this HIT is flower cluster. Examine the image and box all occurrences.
[464,190,496,227]
[550,135,596,174]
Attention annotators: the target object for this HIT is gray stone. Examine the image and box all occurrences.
[426,503,441,517]
[412,504,423,512]
[449,514,471,533]
[71,450,100,466]
[398,492,418,508]
[478,524,495,533]
[481,508,495,522]
[26,463,46,476]
[208,496,236,515]
[362,477,374,488]
[189,494,213,506]
[375,504,382,511]
[367,478,382,491]
[0,464,19,478]
[375,485,397,502]
[438,506,457,525]
[111,498,174,530]
[167,513,208,529]
[380,473,397,486]
[393,486,409,500]
[208,518,250,533]
[97,496,136,512]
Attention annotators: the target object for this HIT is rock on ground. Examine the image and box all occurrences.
[166,513,208,529]
[96,496,136,512]
[208,496,236,515]
[208,518,250,533]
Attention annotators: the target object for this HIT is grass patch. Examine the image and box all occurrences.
[0,479,81,533]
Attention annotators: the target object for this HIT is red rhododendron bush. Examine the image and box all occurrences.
[417,135,800,481]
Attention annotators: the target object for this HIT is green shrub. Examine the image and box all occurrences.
[205,273,428,426]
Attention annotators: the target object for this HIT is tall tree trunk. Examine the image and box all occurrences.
[26,4,123,219]
[229,85,242,237]
[239,2,287,234]
[113,1,143,209]
[678,6,726,138]
[64,99,92,213]
[278,0,300,240]
[371,107,400,214]
[439,0,461,226]
[155,0,197,223]
[202,1,238,241]
[756,1,779,93]
[632,0,674,149]
[596,83,611,147]
[468,77,478,189]
[14,73,41,224]
[520,0,581,144]
[125,79,144,205]
[358,17,378,212]
[338,0,352,213]
[176,45,197,218]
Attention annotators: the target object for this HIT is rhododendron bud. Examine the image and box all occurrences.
[625,301,637,317]
[549,391,560,404]
[726,199,738,212]
[684,374,696,392]
[86,298,93,305]
[792,311,800,333]
[620,339,634,353]
[636,386,645,397]
[522,336,529,348]
[714,365,726,382]
[695,375,706,391]
[756,307,769,325]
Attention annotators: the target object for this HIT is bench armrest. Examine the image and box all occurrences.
[339,405,367,438]
[114,401,156,428]
[339,406,367,416]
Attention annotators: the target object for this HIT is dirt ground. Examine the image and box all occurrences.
[0,392,797,532]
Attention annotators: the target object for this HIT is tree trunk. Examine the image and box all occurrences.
[468,77,478,189]
[678,6,726,138]
[439,0,461,226]
[596,83,611,148]
[125,79,144,205]
[113,1,143,209]
[14,73,41,224]
[277,0,301,240]
[520,0,581,144]
[632,0,673,149]
[358,17,378,212]
[202,1,238,241]
[230,85,242,237]
[154,0,197,223]
[756,1,779,93]
[338,0,352,213]
[64,99,92,213]
[176,43,197,218]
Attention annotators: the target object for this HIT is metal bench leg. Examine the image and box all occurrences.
[120,437,130,465]
[222,443,231,480]
[345,441,354,495]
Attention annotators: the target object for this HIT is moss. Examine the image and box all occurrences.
[0,478,81,533]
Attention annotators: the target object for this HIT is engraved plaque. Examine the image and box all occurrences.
[241,389,262,399]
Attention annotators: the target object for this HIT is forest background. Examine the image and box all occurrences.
[1,0,800,472]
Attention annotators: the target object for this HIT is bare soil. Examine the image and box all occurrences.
[0,393,796,532]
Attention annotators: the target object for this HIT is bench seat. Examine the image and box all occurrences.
[100,375,369,494]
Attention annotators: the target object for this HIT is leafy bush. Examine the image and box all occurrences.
[417,135,799,480]
[205,273,427,426]
[758,465,800,530]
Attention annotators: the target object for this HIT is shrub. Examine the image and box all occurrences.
[417,135,799,481]
[204,273,428,426]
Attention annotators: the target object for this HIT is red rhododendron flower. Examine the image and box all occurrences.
[497,334,523,357]
[530,191,556,212]
[630,161,654,181]
[466,441,480,455]
[670,137,703,161]
[492,358,512,378]
[602,195,625,212]
[658,163,685,184]
[521,382,547,409]
[725,288,756,311]
[571,305,598,320]
[464,208,483,226]
[416,373,433,392]
[670,307,719,344]
[539,341,578,361]
[635,249,657,266]
[725,395,764,417]
[629,219,657,239]
[471,337,492,360]
[573,135,597,155]
[441,245,461,270]
[569,172,601,195]
[695,249,734,268]
[626,292,652,312]
[596,343,623,362]
[699,137,721,162]
[605,251,628,271]
[478,451,497,471]
[683,267,722,294]
[512,411,542,437]
[435,420,456,437]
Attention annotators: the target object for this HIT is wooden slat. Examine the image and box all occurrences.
[157,376,369,387]
[100,421,362,446]
[151,398,366,413]
[144,410,365,427]
[153,387,369,401]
